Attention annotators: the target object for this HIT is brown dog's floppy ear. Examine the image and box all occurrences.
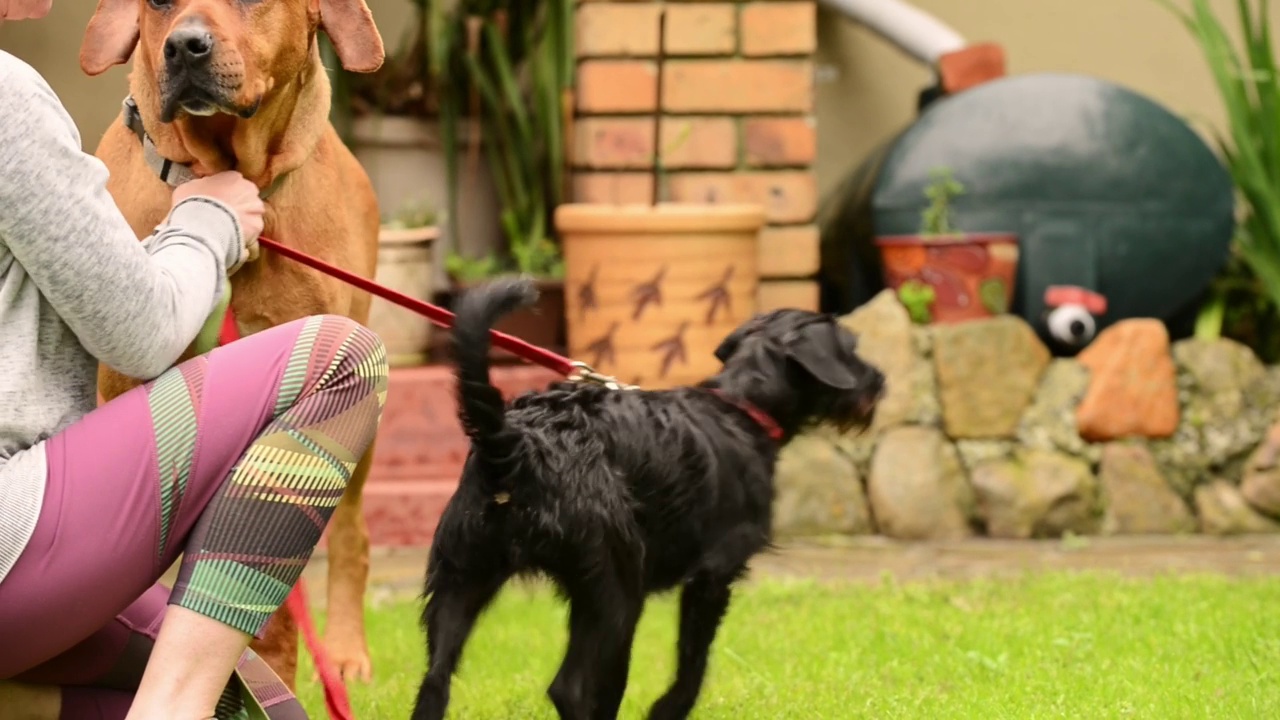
[786,323,863,390]
[319,0,385,73]
[80,0,140,76]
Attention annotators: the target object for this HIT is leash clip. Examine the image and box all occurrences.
[567,361,636,391]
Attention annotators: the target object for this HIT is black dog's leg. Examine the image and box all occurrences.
[645,574,734,720]
[411,570,507,720]
[647,526,763,720]
[591,577,645,719]
[549,550,645,720]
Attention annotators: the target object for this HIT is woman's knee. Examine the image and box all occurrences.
[294,315,388,388]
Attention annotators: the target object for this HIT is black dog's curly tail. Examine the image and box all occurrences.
[451,277,540,487]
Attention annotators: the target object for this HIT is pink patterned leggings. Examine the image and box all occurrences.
[0,315,388,718]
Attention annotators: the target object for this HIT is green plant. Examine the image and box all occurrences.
[436,0,574,281]
[898,279,936,323]
[920,167,966,236]
[324,1,571,280]
[444,252,504,282]
[383,197,440,230]
[1157,0,1280,344]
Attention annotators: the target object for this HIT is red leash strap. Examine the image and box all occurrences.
[256,236,577,376]
[285,580,355,720]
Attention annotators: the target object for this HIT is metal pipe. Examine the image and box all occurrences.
[819,0,966,66]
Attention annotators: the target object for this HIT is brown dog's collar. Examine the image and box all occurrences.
[708,389,784,442]
[120,96,289,201]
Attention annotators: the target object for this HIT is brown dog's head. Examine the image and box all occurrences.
[80,0,383,122]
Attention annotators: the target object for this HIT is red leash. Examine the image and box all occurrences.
[284,581,354,720]
[254,236,577,376]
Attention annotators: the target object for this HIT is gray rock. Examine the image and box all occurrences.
[838,290,939,430]
[1149,424,1213,499]
[1194,479,1280,535]
[970,449,1100,538]
[1240,423,1280,518]
[1174,338,1266,395]
[955,439,1017,471]
[1098,443,1195,535]
[867,426,974,540]
[773,433,874,537]
[932,316,1051,439]
[1017,359,1098,463]
[816,424,877,479]
[1153,339,1280,492]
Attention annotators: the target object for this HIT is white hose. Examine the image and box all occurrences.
[819,0,967,66]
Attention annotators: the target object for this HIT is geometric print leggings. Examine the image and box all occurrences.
[0,314,388,719]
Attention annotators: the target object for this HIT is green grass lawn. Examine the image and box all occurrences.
[296,572,1280,719]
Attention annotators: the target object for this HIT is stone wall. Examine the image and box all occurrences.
[774,290,1280,539]
[572,0,821,312]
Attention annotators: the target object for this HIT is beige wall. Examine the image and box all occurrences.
[2,0,1269,200]
[814,0,1277,196]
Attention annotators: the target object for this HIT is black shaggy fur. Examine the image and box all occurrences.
[411,278,885,720]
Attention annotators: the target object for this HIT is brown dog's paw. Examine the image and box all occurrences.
[324,637,374,684]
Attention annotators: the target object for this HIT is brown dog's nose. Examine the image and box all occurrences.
[164,26,214,66]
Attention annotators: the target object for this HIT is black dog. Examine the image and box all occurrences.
[411,278,884,720]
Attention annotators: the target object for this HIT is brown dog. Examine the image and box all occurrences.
[80,0,386,688]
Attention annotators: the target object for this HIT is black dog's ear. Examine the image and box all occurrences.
[714,324,752,363]
[786,322,863,389]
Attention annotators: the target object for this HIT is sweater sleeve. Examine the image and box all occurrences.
[0,55,246,381]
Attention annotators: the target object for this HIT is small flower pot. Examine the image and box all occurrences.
[874,232,1020,324]
[367,225,439,366]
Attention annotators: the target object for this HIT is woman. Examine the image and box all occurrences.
[0,1,388,718]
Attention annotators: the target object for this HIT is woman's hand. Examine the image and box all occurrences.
[172,172,264,273]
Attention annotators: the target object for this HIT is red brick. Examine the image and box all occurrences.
[663,60,813,113]
[576,3,661,57]
[577,60,659,113]
[741,2,817,56]
[758,225,820,278]
[665,3,737,55]
[743,116,817,167]
[572,172,656,204]
[573,117,655,169]
[660,117,737,169]
[666,171,817,223]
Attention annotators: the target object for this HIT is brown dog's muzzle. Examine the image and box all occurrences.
[159,17,252,122]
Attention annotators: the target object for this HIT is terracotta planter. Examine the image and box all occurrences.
[875,232,1019,324]
[451,277,567,364]
[556,203,765,390]
[349,115,502,286]
[367,226,438,367]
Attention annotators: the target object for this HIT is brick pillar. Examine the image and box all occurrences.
[571,0,820,311]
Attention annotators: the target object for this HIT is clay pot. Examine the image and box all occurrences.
[875,232,1019,324]
[367,225,438,367]
[555,203,765,389]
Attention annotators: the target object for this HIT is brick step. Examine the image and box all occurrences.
[346,363,562,548]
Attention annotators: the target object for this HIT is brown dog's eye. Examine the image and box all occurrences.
[148,0,173,9]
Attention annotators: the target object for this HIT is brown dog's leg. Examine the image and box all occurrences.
[323,440,376,682]
[251,609,300,691]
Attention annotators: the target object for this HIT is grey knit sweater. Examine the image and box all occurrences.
[0,51,246,585]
